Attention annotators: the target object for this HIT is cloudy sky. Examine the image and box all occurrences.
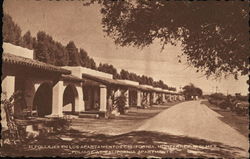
[4,0,248,95]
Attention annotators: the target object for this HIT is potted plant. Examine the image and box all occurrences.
[114,94,127,114]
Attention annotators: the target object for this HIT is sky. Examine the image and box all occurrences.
[3,0,249,95]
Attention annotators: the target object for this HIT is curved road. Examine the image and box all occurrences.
[137,100,249,157]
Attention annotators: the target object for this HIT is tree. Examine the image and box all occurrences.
[21,31,33,49]
[79,48,88,67]
[34,31,56,64]
[120,69,130,80]
[34,31,48,63]
[3,13,22,45]
[183,83,202,99]
[84,1,249,78]
[195,88,203,97]
[89,58,97,70]
[98,63,119,78]
[54,42,69,66]
[66,41,80,66]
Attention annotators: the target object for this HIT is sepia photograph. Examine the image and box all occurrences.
[1,0,249,158]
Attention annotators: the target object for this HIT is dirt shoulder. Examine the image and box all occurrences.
[201,100,249,137]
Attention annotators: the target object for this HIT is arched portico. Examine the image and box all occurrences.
[63,84,79,114]
[33,82,52,117]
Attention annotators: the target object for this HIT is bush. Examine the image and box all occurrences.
[1,91,25,145]
[236,95,248,102]
[234,101,249,116]
[114,94,127,114]
[210,93,226,101]
[43,118,71,133]
[219,100,229,109]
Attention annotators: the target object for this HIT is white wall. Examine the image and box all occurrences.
[117,79,139,86]
[63,66,113,79]
[3,42,34,59]
[140,84,153,89]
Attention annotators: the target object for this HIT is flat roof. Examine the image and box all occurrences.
[82,73,150,90]
[60,74,85,82]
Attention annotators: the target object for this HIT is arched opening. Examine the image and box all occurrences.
[83,85,100,111]
[33,83,52,117]
[63,85,78,114]
[150,92,153,105]
[129,89,137,106]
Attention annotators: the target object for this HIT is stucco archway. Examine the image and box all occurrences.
[33,82,52,117]
[63,84,79,114]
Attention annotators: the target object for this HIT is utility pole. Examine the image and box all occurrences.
[215,86,218,93]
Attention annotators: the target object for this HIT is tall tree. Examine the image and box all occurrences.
[34,31,48,63]
[66,41,80,66]
[3,13,22,45]
[54,42,69,66]
[79,48,88,67]
[84,1,249,78]
[89,58,97,70]
[183,83,202,99]
[34,31,56,64]
[120,69,130,80]
[21,31,33,49]
[98,63,119,78]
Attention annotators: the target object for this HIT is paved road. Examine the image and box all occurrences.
[137,100,249,157]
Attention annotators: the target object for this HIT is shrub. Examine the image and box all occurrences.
[219,101,229,109]
[114,94,127,114]
[1,91,25,145]
[234,101,249,116]
[43,117,71,134]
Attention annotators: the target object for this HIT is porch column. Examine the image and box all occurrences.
[1,76,15,130]
[75,85,84,112]
[152,92,156,104]
[159,93,163,103]
[51,81,64,117]
[147,92,150,105]
[163,93,167,103]
[124,89,129,108]
[137,90,141,107]
[99,85,107,112]
[1,76,15,100]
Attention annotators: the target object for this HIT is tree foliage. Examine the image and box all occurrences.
[119,69,176,91]
[3,14,22,46]
[98,63,119,78]
[84,1,249,78]
[3,12,177,90]
[21,31,34,50]
[182,83,203,99]
[66,41,80,66]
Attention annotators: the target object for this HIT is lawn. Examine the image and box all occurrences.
[201,100,249,137]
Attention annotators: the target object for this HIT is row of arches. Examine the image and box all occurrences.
[33,83,79,117]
